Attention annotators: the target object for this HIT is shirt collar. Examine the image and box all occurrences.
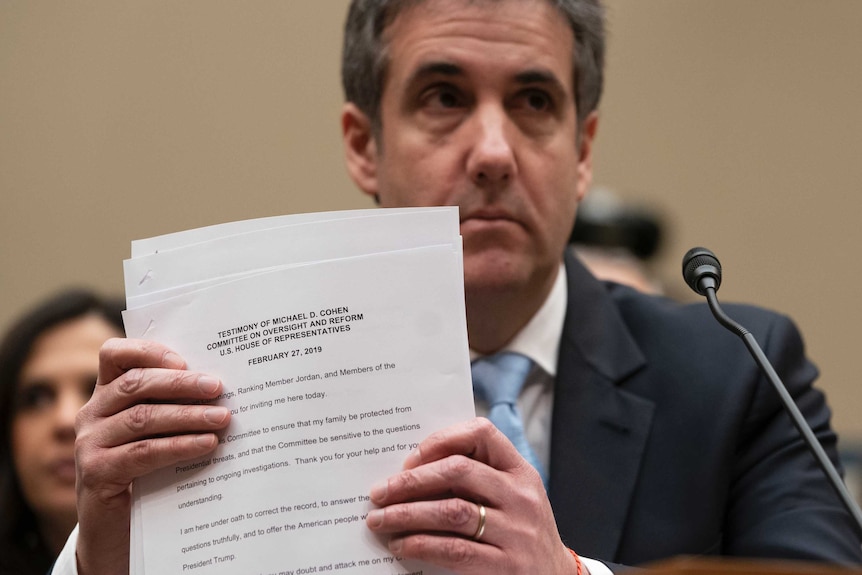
[470,263,567,377]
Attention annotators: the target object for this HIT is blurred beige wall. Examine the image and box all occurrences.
[2,2,861,440]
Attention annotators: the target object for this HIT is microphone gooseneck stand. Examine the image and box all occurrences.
[682,247,862,536]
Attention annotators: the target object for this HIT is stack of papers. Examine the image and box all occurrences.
[123,207,474,575]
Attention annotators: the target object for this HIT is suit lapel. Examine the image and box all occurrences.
[549,253,655,561]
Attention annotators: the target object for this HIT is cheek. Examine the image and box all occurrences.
[525,165,580,237]
[11,416,43,480]
[379,162,450,208]
[377,134,461,207]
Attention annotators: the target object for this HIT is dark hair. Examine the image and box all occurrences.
[0,288,124,575]
[342,0,606,136]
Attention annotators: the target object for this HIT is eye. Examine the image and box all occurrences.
[438,90,459,108]
[14,382,56,413]
[527,91,550,111]
[514,88,554,113]
[420,84,465,111]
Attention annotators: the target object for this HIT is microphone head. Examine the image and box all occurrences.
[682,247,722,296]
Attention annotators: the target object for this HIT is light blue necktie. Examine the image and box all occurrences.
[472,352,548,488]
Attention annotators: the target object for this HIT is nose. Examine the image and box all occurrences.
[53,390,84,440]
[466,104,517,187]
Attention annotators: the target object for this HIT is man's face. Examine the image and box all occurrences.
[344,0,596,301]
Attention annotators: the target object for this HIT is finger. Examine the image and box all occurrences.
[76,402,229,492]
[98,337,186,387]
[381,419,541,506]
[77,432,221,495]
[372,453,521,508]
[403,418,526,474]
[90,403,231,448]
[82,367,224,423]
[387,532,509,574]
[366,498,493,541]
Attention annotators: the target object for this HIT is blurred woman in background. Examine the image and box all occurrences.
[0,289,124,574]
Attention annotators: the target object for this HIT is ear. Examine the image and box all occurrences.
[574,111,599,202]
[341,102,380,199]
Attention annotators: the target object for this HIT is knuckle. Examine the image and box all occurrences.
[74,429,94,456]
[441,455,472,480]
[98,337,124,363]
[441,498,473,528]
[404,533,433,560]
[74,442,92,477]
[74,444,110,491]
[169,370,195,394]
[75,401,95,431]
[468,417,506,445]
[75,454,105,492]
[396,469,420,492]
[523,489,542,510]
[126,439,155,467]
[118,368,145,396]
[516,460,542,486]
[398,534,423,559]
[75,461,96,489]
[526,475,546,501]
[390,503,414,525]
[443,536,476,567]
[471,417,496,437]
[178,405,198,423]
[126,403,155,433]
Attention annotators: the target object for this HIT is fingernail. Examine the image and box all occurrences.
[164,351,185,369]
[204,407,229,424]
[370,480,388,502]
[195,434,216,448]
[389,537,403,554]
[198,376,220,394]
[403,448,421,469]
[366,509,384,528]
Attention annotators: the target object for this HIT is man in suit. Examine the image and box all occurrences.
[55,0,862,573]
[339,0,862,571]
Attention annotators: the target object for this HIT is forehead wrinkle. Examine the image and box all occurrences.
[407,61,464,86]
[389,0,561,42]
[384,2,575,94]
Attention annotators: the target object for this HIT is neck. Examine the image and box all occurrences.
[466,266,558,354]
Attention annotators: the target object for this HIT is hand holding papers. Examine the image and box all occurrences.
[122,208,473,574]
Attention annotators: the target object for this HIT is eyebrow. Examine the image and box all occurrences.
[515,69,563,88]
[407,62,567,94]
[407,61,464,86]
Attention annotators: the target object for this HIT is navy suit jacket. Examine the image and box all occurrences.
[547,253,862,568]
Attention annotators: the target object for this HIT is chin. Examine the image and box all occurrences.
[28,496,76,527]
[45,498,78,520]
[463,259,532,296]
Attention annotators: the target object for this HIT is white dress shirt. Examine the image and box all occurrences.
[471,264,612,575]
[471,262,567,476]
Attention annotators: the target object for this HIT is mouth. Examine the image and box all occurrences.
[460,207,525,235]
[49,458,77,483]
[461,207,516,222]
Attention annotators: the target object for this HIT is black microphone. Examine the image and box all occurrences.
[682,247,721,295]
[682,247,862,534]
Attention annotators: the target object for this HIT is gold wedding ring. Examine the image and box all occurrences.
[472,503,487,541]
